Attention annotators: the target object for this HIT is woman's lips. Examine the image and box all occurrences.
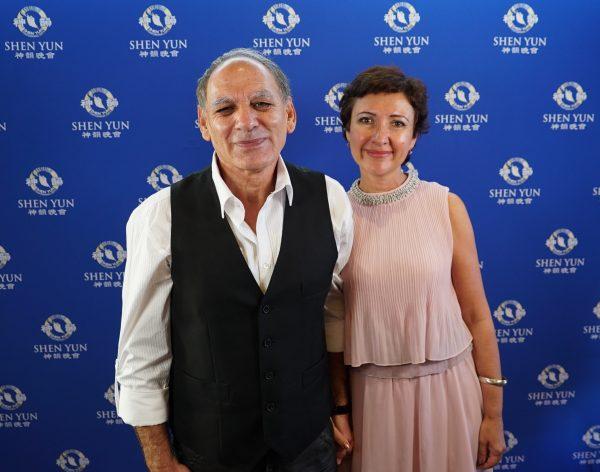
[365,149,392,158]
[235,138,267,148]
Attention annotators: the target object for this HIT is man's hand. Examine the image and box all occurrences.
[134,424,191,472]
[331,414,353,466]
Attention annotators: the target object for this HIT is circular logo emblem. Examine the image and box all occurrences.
[0,385,27,411]
[499,158,533,186]
[384,2,420,33]
[57,450,90,472]
[593,302,600,320]
[0,245,11,269]
[493,300,526,326]
[537,364,569,389]
[25,167,63,196]
[13,6,52,38]
[324,83,347,112]
[444,82,480,111]
[553,82,587,111]
[545,229,578,256]
[147,165,183,191]
[104,384,116,406]
[503,3,538,34]
[139,5,176,36]
[262,4,300,35]
[92,241,127,269]
[504,430,518,453]
[583,425,600,449]
[41,314,76,342]
[80,88,119,118]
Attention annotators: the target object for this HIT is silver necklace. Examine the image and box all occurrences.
[349,171,420,206]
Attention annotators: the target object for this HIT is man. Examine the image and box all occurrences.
[115,48,353,472]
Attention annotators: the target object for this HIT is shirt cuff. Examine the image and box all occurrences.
[116,384,169,426]
[325,318,345,353]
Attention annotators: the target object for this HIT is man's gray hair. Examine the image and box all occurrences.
[196,48,292,109]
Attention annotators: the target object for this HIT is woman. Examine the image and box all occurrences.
[330,66,506,471]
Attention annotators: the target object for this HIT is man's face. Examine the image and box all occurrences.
[198,59,296,174]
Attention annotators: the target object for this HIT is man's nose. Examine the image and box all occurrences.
[235,105,258,131]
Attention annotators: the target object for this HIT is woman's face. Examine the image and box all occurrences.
[346,92,417,181]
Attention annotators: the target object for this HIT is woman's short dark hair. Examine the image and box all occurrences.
[339,65,429,140]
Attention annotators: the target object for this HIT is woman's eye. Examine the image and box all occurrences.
[392,120,406,127]
[358,117,372,124]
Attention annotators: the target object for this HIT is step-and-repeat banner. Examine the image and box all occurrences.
[1,1,599,470]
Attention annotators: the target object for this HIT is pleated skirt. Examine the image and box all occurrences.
[343,352,490,472]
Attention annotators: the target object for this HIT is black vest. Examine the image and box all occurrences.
[169,164,338,471]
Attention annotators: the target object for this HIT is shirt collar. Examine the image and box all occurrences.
[211,153,294,220]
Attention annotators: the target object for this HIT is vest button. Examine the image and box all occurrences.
[263,337,273,348]
[262,304,271,314]
[265,401,277,413]
[264,371,275,381]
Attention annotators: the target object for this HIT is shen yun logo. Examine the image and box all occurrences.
[41,315,76,342]
[263,4,300,35]
[57,450,90,472]
[573,425,600,466]
[0,245,11,269]
[13,6,52,38]
[374,2,428,55]
[553,82,587,111]
[139,5,176,36]
[495,430,526,468]
[445,82,480,111]
[0,385,27,411]
[384,2,420,33]
[538,364,569,389]
[582,302,600,341]
[97,384,124,425]
[493,300,533,345]
[436,82,487,132]
[92,241,127,270]
[537,228,584,275]
[315,83,346,135]
[529,364,575,408]
[147,165,183,192]
[503,3,538,34]
[81,88,119,118]
[500,158,533,186]
[583,426,600,449]
[25,167,63,196]
[544,82,593,131]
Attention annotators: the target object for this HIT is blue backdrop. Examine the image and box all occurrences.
[1,1,599,470]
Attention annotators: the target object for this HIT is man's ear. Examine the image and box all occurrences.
[197,106,211,142]
[285,99,297,134]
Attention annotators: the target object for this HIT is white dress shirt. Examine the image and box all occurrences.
[115,155,353,426]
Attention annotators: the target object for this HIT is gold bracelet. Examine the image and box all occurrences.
[478,375,508,386]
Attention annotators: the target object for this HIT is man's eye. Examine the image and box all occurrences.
[216,106,233,114]
[254,102,272,109]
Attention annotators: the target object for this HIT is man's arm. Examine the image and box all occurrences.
[134,424,189,472]
[115,191,186,470]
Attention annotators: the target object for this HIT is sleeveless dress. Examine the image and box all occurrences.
[341,172,489,472]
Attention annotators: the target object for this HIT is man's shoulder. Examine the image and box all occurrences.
[171,167,211,193]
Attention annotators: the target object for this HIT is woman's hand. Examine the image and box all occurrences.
[476,415,506,469]
[331,414,354,465]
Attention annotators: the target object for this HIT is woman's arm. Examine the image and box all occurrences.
[448,192,506,469]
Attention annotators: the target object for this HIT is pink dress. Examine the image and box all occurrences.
[341,173,489,472]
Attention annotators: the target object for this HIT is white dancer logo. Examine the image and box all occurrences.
[26,167,63,196]
[92,241,127,269]
[537,364,569,389]
[262,4,300,35]
[81,88,119,118]
[147,165,183,191]
[384,2,420,33]
[0,385,27,410]
[13,6,52,38]
[583,426,600,449]
[504,430,519,453]
[104,384,116,406]
[503,3,538,33]
[493,300,526,326]
[0,246,11,269]
[139,5,176,36]
[41,314,77,342]
[499,158,533,186]
[553,82,587,111]
[445,82,480,111]
[324,83,347,112]
[545,229,578,256]
[56,450,90,472]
